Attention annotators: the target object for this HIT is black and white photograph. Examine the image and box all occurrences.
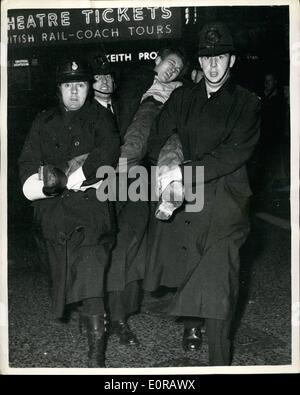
[0,0,299,374]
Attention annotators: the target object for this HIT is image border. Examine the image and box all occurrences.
[1,0,299,375]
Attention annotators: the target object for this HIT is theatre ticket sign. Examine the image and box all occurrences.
[7,7,182,46]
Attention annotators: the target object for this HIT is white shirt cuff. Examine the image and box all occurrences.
[67,166,86,190]
[23,173,48,201]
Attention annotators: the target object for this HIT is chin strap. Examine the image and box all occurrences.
[94,88,111,95]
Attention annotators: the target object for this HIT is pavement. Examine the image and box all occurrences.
[5,181,294,372]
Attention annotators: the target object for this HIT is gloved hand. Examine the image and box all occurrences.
[41,164,68,196]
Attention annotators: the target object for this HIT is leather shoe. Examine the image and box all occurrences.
[182,327,202,351]
[111,320,140,346]
[80,314,107,368]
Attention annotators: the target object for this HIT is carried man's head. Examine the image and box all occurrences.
[91,55,115,100]
[198,23,236,93]
[56,59,91,111]
[154,48,186,84]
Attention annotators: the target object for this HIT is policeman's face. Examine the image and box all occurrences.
[60,81,89,111]
[93,74,114,99]
[154,54,184,83]
[198,53,235,90]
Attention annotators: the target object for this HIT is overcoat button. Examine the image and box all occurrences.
[74,141,80,146]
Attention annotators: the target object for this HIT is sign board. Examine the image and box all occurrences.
[7,7,182,46]
[8,51,159,65]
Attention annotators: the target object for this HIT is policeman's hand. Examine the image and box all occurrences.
[191,69,204,84]
[41,164,68,197]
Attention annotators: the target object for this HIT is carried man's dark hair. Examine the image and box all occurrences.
[157,47,189,79]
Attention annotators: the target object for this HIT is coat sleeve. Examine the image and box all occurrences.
[157,133,184,169]
[185,94,261,184]
[81,112,120,180]
[120,100,162,167]
[18,114,44,186]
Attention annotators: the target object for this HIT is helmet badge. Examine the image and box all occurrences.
[71,61,78,71]
[205,28,221,46]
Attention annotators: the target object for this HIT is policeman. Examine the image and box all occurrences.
[18,58,120,367]
[145,23,261,365]
[91,54,116,111]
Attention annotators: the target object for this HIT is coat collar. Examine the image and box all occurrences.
[198,75,236,98]
[59,101,90,120]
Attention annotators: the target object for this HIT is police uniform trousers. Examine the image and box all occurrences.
[34,188,115,319]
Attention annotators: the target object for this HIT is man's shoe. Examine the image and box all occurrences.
[111,320,140,346]
[182,327,202,351]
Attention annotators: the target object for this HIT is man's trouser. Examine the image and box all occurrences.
[107,281,141,322]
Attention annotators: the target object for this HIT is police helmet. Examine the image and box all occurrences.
[56,59,92,84]
[198,23,235,56]
[91,54,114,77]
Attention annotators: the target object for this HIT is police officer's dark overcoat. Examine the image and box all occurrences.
[144,78,261,320]
[19,100,120,318]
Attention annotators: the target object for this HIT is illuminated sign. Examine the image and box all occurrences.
[104,51,158,62]
[7,7,182,46]
[13,59,29,67]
